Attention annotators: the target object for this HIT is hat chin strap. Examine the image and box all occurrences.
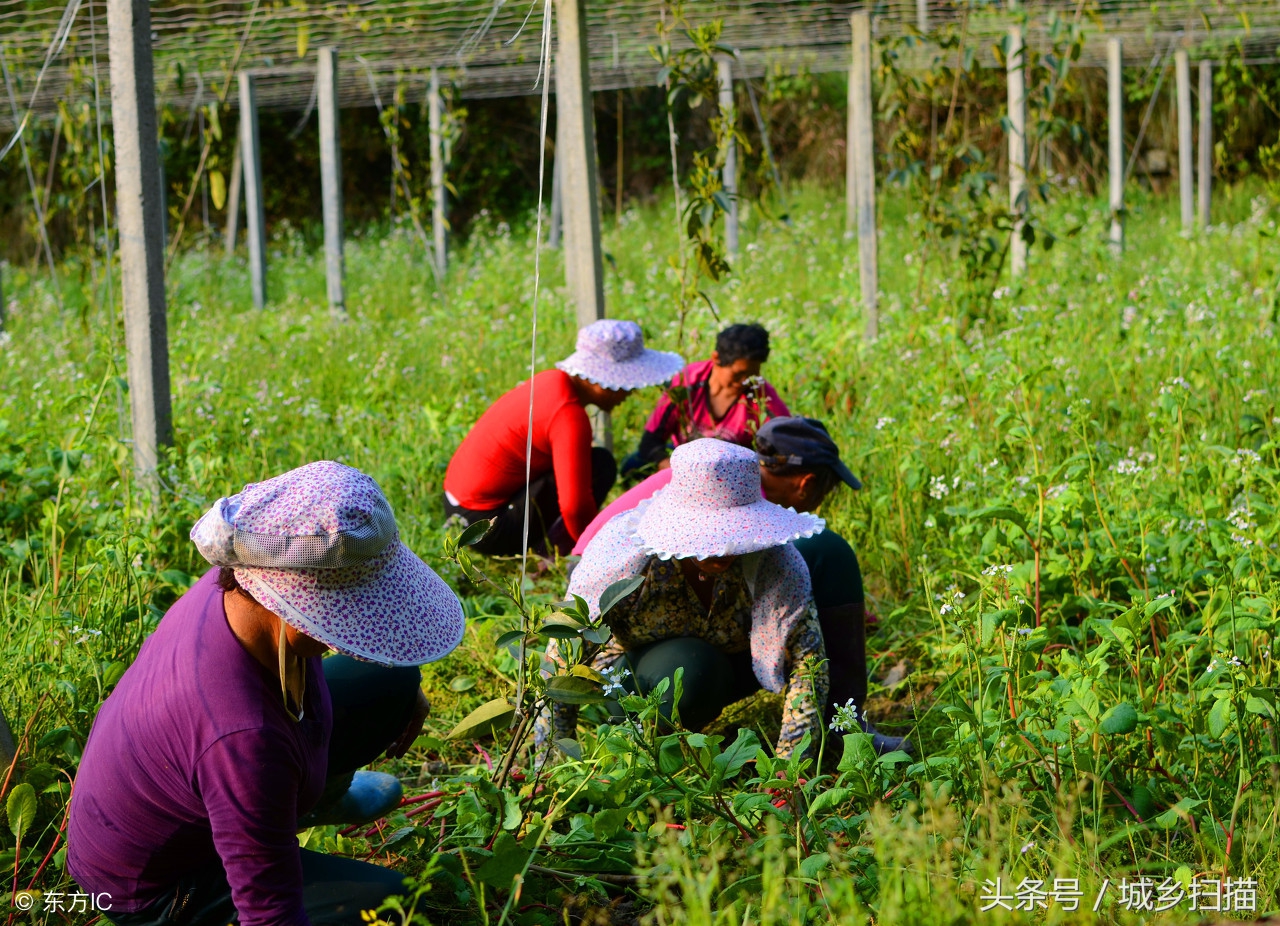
[278,622,305,722]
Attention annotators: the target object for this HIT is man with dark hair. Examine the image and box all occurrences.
[627,323,789,474]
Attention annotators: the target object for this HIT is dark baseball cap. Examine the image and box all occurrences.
[755,417,862,490]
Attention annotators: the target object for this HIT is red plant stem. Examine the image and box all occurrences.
[474,743,494,770]
[24,833,61,892]
[402,791,445,806]
[405,798,443,820]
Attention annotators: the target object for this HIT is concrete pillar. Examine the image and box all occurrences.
[1175,49,1193,232]
[1007,24,1027,277]
[429,67,448,277]
[717,56,739,258]
[850,12,878,339]
[549,145,563,250]
[555,0,606,328]
[107,0,173,486]
[224,136,242,256]
[239,72,268,308]
[318,48,345,315]
[1198,60,1212,229]
[917,0,929,33]
[1107,38,1124,253]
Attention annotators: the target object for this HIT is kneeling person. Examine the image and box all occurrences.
[444,320,683,557]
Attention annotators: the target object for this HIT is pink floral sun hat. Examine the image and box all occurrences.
[635,439,824,560]
[556,319,684,392]
[190,461,464,666]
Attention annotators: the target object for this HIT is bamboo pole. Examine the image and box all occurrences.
[1108,38,1124,253]
[429,67,448,277]
[1007,24,1027,278]
[1197,59,1212,229]
[850,12,878,339]
[1175,49,1194,232]
[318,47,345,315]
[239,71,268,308]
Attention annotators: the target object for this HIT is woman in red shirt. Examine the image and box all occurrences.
[443,320,682,557]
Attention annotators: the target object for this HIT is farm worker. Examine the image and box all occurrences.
[624,322,790,475]
[547,438,827,759]
[571,417,912,755]
[68,461,465,926]
[444,319,683,557]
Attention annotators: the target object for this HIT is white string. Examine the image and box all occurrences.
[518,0,553,585]
[0,0,82,164]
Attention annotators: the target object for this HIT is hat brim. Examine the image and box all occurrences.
[237,542,465,667]
[635,493,824,560]
[556,349,685,392]
[832,459,863,491]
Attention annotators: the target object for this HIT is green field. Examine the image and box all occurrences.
[3,181,1279,923]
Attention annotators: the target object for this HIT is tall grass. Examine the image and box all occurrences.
[2,181,1279,923]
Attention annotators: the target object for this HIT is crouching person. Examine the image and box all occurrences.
[68,462,465,926]
[444,319,683,557]
[545,438,827,760]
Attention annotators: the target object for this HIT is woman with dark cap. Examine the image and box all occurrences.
[626,323,789,474]
[68,461,466,926]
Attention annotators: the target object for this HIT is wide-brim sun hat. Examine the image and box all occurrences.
[635,439,823,559]
[190,460,464,666]
[555,319,684,392]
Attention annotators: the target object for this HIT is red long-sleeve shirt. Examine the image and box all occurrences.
[444,370,598,540]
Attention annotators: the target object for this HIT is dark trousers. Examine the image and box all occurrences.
[443,447,617,557]
[105,657,421,926]
[615,637,761,731]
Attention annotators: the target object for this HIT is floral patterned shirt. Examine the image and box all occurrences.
[542,508,826,758]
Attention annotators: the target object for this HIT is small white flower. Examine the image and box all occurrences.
[875,416,896,431]
[928,475,950,500]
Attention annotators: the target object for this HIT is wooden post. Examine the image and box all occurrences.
[1198,60,1212,229]
[556,0,609,448]
[717,55,739,258]
[317,48,345,315]
[1007,24,1027,278]
[224,136,242,256]
[849,12,878,339]
[107,0,173,485]
[917,0,929,34]
[239,71,268,308]
[429,67,448,277]
[1175,49,1193,232]
[1107,38,1123,253]
[555,0,605,328]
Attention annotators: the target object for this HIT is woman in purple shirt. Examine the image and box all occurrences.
[68,461,465,926]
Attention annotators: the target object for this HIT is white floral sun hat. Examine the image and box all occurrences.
[555,319,684,392]
[190,460,464,666]
[635,439,824,560]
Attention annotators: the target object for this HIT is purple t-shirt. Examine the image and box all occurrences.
[68,570,331,926]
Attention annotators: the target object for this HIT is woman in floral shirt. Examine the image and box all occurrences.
[547,439,827,758]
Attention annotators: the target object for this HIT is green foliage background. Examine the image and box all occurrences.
[2,176,1280,922]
